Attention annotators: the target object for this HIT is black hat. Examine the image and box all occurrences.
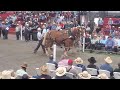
[88,57,96,63]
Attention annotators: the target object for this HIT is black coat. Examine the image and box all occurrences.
[114,68,120,72]
[55,75,71,79]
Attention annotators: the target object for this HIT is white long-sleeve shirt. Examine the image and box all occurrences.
[37,32,43,40]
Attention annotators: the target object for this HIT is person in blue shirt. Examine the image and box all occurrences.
[74,57,86,71]
[105,36,114,53]
[100,35,107,47]
[47,54,58,69]
[100,56,113,76]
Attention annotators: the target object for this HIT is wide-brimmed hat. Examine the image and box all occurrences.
[56,67,66,77]
[1,70,15,79]
[104,56,112,64]
[21,62,28,68]
[0,72,2,79]
[40,65,49,75]
[97,73,109,79]
[74,57,83,64]
[78,71,91,79]
[88,57,96,63]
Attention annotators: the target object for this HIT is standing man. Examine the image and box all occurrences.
[24,24,29,42]
[4,22,10,39]
[34,28,46,54]
[0,21,2,37]
[108,18,113,30]
[1,21,6,39]
[15,24,21,40]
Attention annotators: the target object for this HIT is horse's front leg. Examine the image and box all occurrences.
[64,48,68,56]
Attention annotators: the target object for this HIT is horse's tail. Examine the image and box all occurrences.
[42,32,48,45]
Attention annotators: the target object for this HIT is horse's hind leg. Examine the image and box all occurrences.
[64,48,68,56]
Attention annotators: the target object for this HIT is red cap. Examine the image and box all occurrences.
[68,59,73,65]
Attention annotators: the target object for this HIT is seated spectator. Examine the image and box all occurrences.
[65,59,77,77]
[78,71,91,79]
[105,36,114,53]
[100,56,113,75]
[74,57,86,71]
[114,63,120,72]
[16,62,31,78]
[82,34,91,49]
[90,35,99,50]
[55,67,71,79]
[99,35,106,46]
[22,74,29,79]
[117,37,120,49]
[87,57,99,70]
[97,73,109,79]
[47,54,58,69]
[58,55,69,67]
[113,36,119,52]
[33,65,51,79]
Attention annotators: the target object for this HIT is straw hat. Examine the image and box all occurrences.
[56,67,66,77]
[97,73,109,79]
[0,72,2,79]
[74,57,83,64]
[104,56,112,64]
[40,65,49,75]
[78,71,91,79]
[1,70,15,79]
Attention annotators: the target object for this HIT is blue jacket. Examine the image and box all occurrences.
[100,63,113,73]
[76,64,86,71]
[48,60,58,69]
[105,39,114,47]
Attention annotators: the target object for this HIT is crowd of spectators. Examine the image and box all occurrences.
[0,11,80,41]
[0,12,120,79]
[0,55,120,79]
[83,17,120,54]
[1,11,120,54]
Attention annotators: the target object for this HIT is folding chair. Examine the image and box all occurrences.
[113,72,120,79]
[86,68,98,76]
[65,72,74,79]
[74,66,82,74]
[49,70,56,78]
[46,63,56,70]
[98,70,110,78]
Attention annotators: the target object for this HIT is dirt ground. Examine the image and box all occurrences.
[0,34,120,76]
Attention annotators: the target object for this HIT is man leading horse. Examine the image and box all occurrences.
[42,26,83,56]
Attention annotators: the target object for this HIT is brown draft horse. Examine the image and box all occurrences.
[42,26,83,56]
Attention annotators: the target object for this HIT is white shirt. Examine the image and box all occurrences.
[42,28,49,37]
[6,27,9,30]
[37,32,43,40]
[16,69,28,76]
